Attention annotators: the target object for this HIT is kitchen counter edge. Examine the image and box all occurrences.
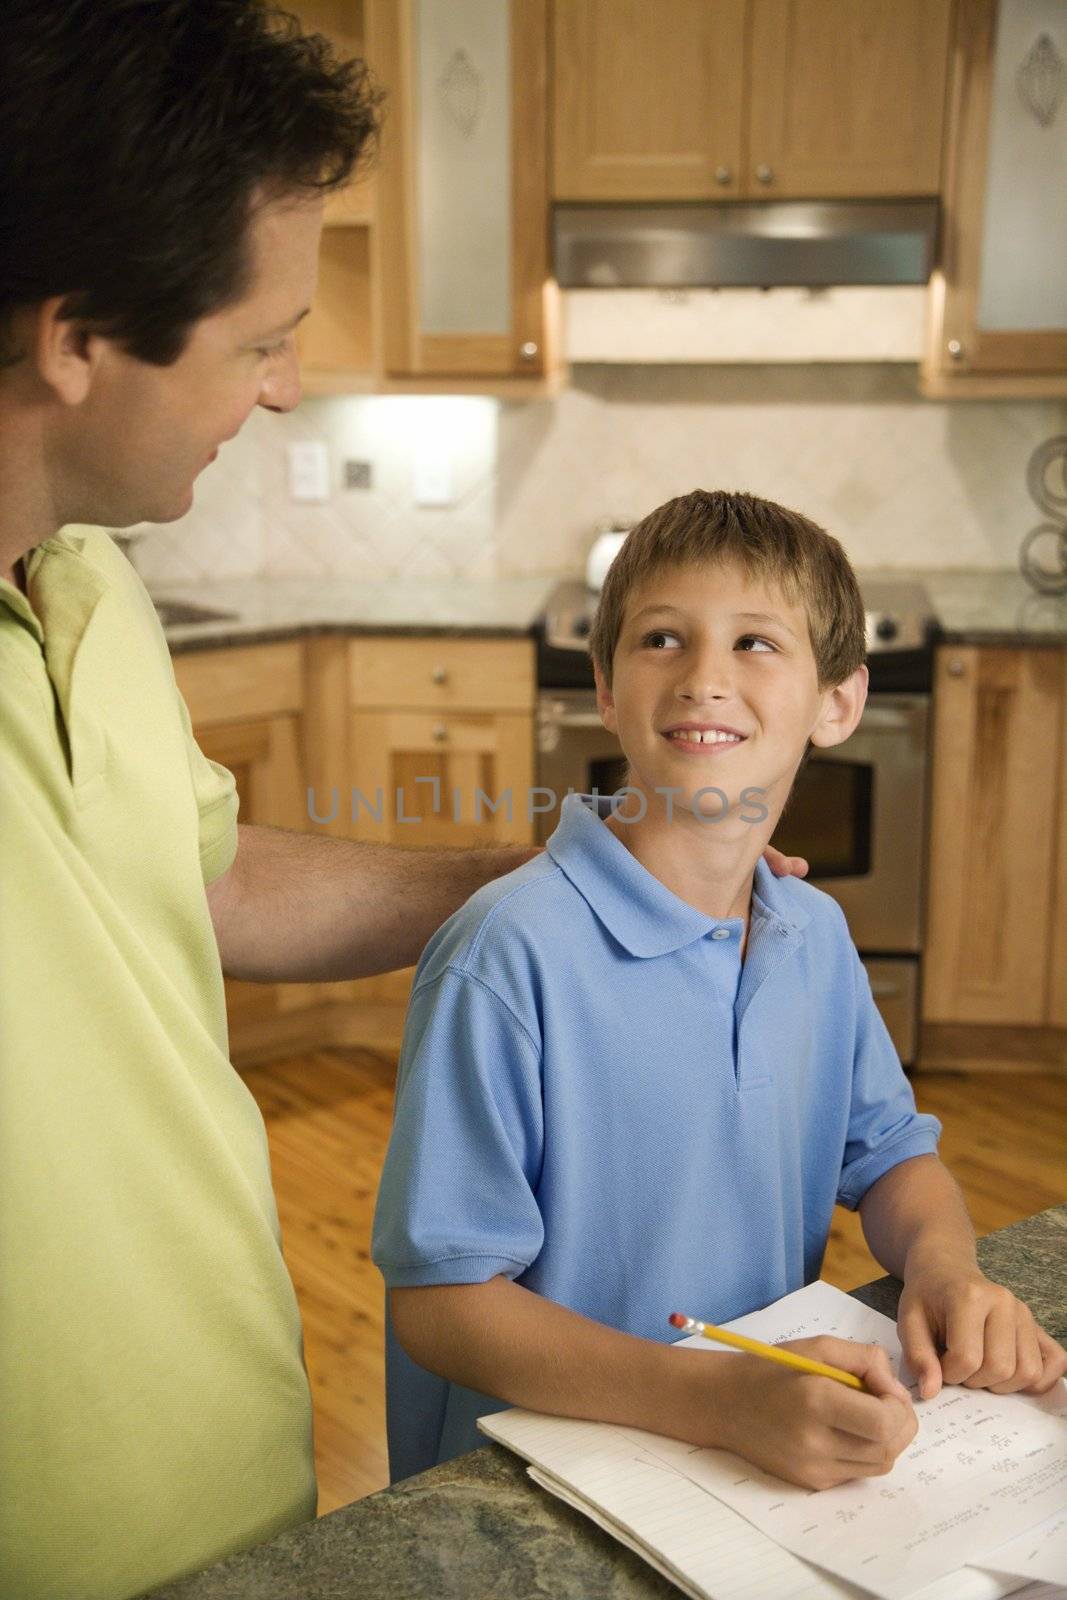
[142,1203,1067,1600]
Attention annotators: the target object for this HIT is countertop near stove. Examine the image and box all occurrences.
[142,1205,1067,1600]
[858,567,1067,646]
[148,567,1067,653]
[154,575,558,655]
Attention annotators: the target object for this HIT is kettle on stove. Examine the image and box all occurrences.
[585,521,632,591]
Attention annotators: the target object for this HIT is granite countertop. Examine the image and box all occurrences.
[144,1204,1066,1600]
[869,567,1067,646]
[148,566,1067,654]
[152,575,559,654]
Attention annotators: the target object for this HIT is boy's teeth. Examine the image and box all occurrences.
[669,729,742,745]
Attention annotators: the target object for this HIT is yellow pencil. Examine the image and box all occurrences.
[668,1312,866,1391]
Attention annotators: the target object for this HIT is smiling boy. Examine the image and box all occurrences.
[372,489,1066,1488]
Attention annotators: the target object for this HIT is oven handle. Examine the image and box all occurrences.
[540,707,607,731]
[854,703,921,732]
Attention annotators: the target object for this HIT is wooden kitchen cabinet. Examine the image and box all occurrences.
[173,642,321,1046]
[347,637,535,847]
[921,0,1067,397]
[746,0,953,199]
[174,633,537,1057]
[290,0,379,394]
[366,0,553,384]
[552,0,953,201]
[552,0,746,200]
[921,644,1067,1069]
[340,635,536,1022]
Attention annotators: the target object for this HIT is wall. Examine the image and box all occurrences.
[132,365,1067,589]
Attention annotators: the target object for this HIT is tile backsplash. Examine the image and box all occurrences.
[131,365,1067,589]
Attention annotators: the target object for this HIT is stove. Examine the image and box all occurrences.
[537,575,941,693]
[533,574,942,1068]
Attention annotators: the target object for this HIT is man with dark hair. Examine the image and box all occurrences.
[0,6,541,1596]
[0,5,807,1596]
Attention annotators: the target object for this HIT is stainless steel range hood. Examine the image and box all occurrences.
[553,200,940,289]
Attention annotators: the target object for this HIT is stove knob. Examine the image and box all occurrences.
[875,615,899,642]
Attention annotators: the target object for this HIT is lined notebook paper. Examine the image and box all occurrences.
[478,1283,1067,1600]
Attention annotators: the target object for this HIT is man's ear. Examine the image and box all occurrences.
[34,296,100,405]
[593,661,618,735]
[811,663,869,750]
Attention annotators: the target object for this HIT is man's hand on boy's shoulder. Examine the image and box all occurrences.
[762,845,809,879]
[897,1259,1067,1400]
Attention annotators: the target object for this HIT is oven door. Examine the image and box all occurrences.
[769,694,929,955]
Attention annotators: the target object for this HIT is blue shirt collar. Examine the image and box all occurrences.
[545,793,811,959]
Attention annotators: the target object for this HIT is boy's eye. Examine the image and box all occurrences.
[738,635,776,652]
[642,630,682,649]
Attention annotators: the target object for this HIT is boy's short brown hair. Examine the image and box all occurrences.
[589,489,867,691]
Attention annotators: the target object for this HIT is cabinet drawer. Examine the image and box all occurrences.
[174,641,303,725]
[349,638,534,711]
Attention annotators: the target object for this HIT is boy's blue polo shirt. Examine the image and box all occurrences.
[372,793,941,1482]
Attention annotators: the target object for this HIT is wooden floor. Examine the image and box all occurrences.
[245,1051,1067,1516]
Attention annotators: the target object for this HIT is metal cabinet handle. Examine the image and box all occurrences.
[947,659,965,676]
[431,665,448,685]
[755,164,774,184]
[519,341,539,361]
[714,164,733,185]
[947,340,964,360]
[432,724,449,742]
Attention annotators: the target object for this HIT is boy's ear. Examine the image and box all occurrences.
[593,661,618,734]
[34,296,100,406]
[810,664,869,749]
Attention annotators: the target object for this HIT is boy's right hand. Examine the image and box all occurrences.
[703,1336,917,1491]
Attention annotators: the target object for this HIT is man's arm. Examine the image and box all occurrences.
[206,824,811,985]
[205,823,537,983]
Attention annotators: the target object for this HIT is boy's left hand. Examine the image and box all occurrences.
[898,1262,1067,1399]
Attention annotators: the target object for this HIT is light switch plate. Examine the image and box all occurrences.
[288,441,330,503]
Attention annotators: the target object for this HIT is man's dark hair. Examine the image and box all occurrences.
[0,0,382,368]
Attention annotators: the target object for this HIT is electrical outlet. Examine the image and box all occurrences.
[412,443,454,507]
[344,459,372,490]
[287,441,330,503]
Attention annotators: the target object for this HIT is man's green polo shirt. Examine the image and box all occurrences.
[0,528,316,1600]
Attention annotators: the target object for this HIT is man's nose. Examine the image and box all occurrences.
[257,340,301,415]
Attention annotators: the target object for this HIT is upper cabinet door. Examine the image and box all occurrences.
[923,0,1067,394]
[747,0,954,197]
[552,0,746,200]
[369,0,549,379]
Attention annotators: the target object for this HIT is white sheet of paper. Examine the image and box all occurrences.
[482,1405,1042,1600]
[976,1511,1067,1586]
[657,1282,1067,1599]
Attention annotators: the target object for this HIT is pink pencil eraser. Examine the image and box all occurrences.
[668,1312,687,1329]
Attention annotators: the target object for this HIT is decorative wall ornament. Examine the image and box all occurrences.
[439,49,483,137]
[1016,33,1065,127]
[1019,435,1067,595]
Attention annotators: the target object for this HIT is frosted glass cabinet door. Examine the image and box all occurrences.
[929,0,1067,385]
[415,0,511,337]
[369,0,549,379]
[977,0,1067,336]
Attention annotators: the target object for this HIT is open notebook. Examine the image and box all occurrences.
[478,1282,1067,1600]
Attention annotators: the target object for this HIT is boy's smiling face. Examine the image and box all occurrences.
[595,558,868,829]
